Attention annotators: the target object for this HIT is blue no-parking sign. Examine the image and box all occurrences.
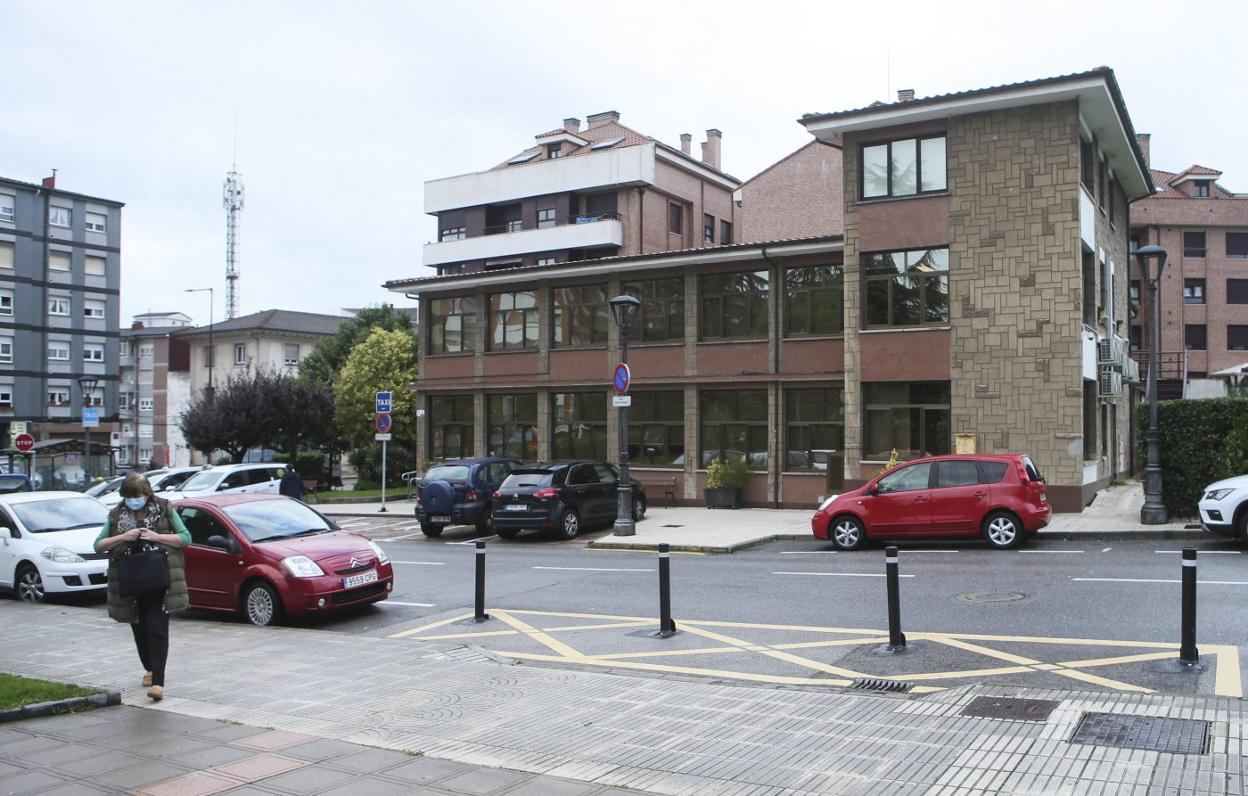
[612,363,631,395]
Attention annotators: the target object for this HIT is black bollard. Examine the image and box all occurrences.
[656,543,676,637]
[473,540,489,623]
[885,545,906,651]
[1179,547,1198,664]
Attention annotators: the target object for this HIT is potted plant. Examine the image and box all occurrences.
[704,456,750,509]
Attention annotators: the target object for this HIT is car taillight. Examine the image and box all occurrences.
[464,489,478,502]
[492,490,501,500]
[533,488,558,500]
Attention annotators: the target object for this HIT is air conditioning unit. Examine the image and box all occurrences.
[1097,338,1115,365]
[1122,356,1140,384]
[1098,369,1123,398]
[109,432,122,446]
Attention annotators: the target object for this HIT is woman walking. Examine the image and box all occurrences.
[94,473,190,700]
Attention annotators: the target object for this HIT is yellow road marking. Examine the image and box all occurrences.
[416,629,520,641]
[920,635,1044,666]
[891,666,1035,682]
[586,547,705,556]
[772,637,892,651]
[543,620,656,632]
[490,609,592,662]
[1211,645,1243,699]
[1057,651,1175,669]
[591,645,742,660]
[1050,668,1154,693]
[679,624,867,679]
[388,612,473,639]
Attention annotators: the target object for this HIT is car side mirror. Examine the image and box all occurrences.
[206,534,233,552]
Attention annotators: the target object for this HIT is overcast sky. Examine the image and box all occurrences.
[2,0,1243,326]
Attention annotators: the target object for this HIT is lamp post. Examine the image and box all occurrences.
[609,295,642,536]
[1136,244,1168,525]
[76,374,99,482]
[184,288,215,402]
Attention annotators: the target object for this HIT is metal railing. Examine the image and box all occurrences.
[477,212,622,238]
[1131,350,1189,398]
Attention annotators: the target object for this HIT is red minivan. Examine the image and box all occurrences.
[176,494,394,625]
[811,454,1051,550]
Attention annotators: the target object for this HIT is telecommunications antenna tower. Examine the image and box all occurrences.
[223,164,245,320]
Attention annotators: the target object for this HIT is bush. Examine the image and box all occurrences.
[1139,398,1248,516]
[706,456,750,489]
[347,444,416,488]
[271,451,328,483]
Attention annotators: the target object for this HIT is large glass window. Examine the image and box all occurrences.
[551,284,609,348]
[1183,231,1206,258]
[551,392,607,461]
[699,390,768,470]
[1228,233,1248,259]
[784,265,843,336]
[863,248,949,327]
[861,136,946,199]
[700,270,769,340]
[623,277,684,343]
[429,395,474,461]
[862,382,950,461]
[785,388,843,472]
[1229,326,1248,351]
[487,394,537,460]
[629,391,684,467]
[488,291,537,351]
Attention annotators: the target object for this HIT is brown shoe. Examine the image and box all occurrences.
[147,685,164,701]
[142,672,153,688]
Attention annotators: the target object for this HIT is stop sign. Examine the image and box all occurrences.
[14,433,34,452]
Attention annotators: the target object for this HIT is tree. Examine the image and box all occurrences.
[299,305,415,386]
[333,328,419,450]
[258,371,334,461]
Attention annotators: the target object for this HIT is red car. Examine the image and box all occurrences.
[176,494,394,625]
[811,454,1051,550]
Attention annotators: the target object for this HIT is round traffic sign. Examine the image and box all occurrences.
[375,412,392,434]
[14,433,34,452]
[612,363,631,394]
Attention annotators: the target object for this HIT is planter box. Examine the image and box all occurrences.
[704,487,742,509]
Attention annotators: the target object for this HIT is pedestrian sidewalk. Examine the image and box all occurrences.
[1,604,1242,795]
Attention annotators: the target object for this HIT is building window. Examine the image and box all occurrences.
[0,194,13,222]
[118,393,131,411]
[623,277,684,344]
[85,255,106,276]
[861,135,946,199]
[1129,324,1142,350]
[537,208,556,229]
[47,342,70,361]
[785,265,844,337]
[85,212,106,232]
[429,395,475,460]
[628,391,684,467]
[785,388,844,472]
[1080,138,1095,192]
[83,343,104,362]
[48,206,71,228]
[1184,324,1207,351]
[1193,180,1211,198]
[87,392,104,407]
[552,284,609,348]
[0,390,11,409]
[1108,178,1119,226]
[47,389,70,406]
[552,392,607,461]
[1183,279,1206,305]
[488,291,538,351]
[0,336,12,364]
[863,248,949,327]
[1227,232,1248,259]
[283,344,300,366]
[84,299,106,319]
[536,257,556,266]
[47,296,71,316]
[1082,381,1098,461]
[1081,249,1097,325]
[428,295,477,355]
[139,448,153,464]
[720,221,732,245]
[1229,325,1248,351]
[233,343,246,365]
[700,390,768,470]
[862,382,950,461]
[139,344,153,358]
[49,251,71,271]
[439,227,466,242]
[700,270,769,340]
[1097,157,1108,210]
[703,214,715,244]
[487,393,537,460]
[668,203,682,234]
[1183,231,1206,258]
[139,425,153,438]
[0,242,12,268]
[546,143,562,159]
[139,398,154,411]
[202,346,213,368]
[0,289,12,316]
[1228,279,1248,304]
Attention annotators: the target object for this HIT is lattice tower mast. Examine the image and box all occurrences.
[223,166,245,319]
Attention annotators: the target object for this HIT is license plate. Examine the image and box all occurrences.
[430,515,452,523]
[342,570,378,589]
[505,504,527,511]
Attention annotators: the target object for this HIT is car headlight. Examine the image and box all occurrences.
[281,555,324,578]
[818,495,839,512]
[368,541,389,565]
[40,546,85,564]
[1205,489,1234,501]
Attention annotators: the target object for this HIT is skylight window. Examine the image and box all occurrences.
[590,136,626,151]
[508,151,540,165]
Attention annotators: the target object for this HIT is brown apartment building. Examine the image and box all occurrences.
[388,68,1151,512]
[1129,139,1248,391]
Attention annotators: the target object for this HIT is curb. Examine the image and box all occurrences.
[0,691,121,723]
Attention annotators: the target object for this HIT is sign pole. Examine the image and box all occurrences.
[380,439,388,513]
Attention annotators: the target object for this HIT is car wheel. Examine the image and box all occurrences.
[559,508,580,539]
[15,563,46,603]
[830,516,866,551]
[242,581,281,626]
[983,511,1022,550]
[475,506,492,535]
[632,495,647,522]
[420,522,444,538]
[495,527,520,540]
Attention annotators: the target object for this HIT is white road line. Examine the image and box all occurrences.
[1101,547,1112,553]
[1155,550,1241,555]
[445,538,495,545]
[337,521,370,528]
[384,601,436,607]
[532,566,654,573]
[906,550,961,554]
[1072,577,1248,586]
[773,571,915,578]
[779,551,838,555]
[389,561,446,566]
[1017,550,1084,554]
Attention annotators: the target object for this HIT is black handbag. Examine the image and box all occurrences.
[116,543,170,598]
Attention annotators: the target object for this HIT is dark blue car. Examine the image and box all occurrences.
[415,458,520,537]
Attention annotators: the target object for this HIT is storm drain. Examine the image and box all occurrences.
[850,677,913,693]
[1071,712,1209,755]
[661,524,684,528]
[960,696,1060,722]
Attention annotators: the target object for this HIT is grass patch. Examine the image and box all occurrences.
[314,487,409,502]
[0,673,100,710]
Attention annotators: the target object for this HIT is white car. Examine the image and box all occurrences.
[1198,474,1248,539]
[176,463,287,498]
[0,492,110,602]
[97,467,202,507]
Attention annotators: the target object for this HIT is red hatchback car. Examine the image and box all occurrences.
[811,454,1051,550]
[175,494,394,625]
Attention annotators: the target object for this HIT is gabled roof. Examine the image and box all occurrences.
[1146,168,1238,199]
[174,309,347,338]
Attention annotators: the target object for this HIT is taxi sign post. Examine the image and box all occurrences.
[376,392,393,513]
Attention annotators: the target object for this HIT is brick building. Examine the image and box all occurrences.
[118,312,193,469]
[389,68,1152,512]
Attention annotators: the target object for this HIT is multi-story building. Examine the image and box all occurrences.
[118,312,193,469]
[1129,138,1248,393]
[0,173,123,474]
[388,68,1151,512]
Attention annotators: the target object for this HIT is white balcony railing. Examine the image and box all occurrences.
[423,216,624,266]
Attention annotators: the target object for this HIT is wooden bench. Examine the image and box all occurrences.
[631,471,679,508]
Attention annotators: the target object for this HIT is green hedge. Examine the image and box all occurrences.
[271,451,328,483]
[1139,398,1248,515]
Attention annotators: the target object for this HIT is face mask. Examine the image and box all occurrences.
[124,497,147,511]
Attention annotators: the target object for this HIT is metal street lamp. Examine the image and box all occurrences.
[1135,244,1168,525]
[76,374,99,482]
[185,288,215,402]
[609,295,642,536]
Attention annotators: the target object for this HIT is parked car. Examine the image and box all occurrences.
[176,493,394,625]
[492,461,648,540]
[1198,474,1248,539]
[414,458,520,537]
[811,454,1051,550]
[97,467,201,507]
[0,491,110,602]
[176,463,286,498]
[0,473,34,495]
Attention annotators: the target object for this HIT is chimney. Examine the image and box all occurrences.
[1136,133,1151,168]
[897,89,915,102]
[131,321,144,331]
[586,110,620,129]
[41,169,57,189]
[703,129,722,170]
[563,117,581,134]
[680,133,692,155]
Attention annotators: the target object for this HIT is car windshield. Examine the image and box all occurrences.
[0,476,32,495]
[422,465,470,484]
[222,499,335,543]
[500,471,553,490]
[152,471,194,491]
[12,496,109,533]
[181,471,222,492]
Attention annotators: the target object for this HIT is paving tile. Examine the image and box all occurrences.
[313,777,414,796]
[0,760,28,778]
[216,789,283,796]
[26,784,111,796]
[384,756,477,784]
[248,763,355,794]
[211,753,307,782]
[198,725,272,743]
[279,738,360,763]
[321,747,413,774]
[133,770,242,796]
[134,734,215,758]
[94,761,190,790]
[436,767,530,794]
[56,750,147,777]
[0,769,69,794]
[500,775,604,795]
[229,732,317,752]
[164,745,259,771]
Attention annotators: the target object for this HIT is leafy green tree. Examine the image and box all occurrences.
[299,305,415,386]
[334,327,419,450]
[258,372,334,461]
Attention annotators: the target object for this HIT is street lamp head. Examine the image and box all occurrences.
[609,294,642,329]
[76,374,99,396]
[1134,244,1168,283]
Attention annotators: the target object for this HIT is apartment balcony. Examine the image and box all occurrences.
[423,214,624,266]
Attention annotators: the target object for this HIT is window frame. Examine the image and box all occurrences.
[551,392,608,461]
[784,265,844,337]
[439,226,466,242]
[0,390,12,409]
[1193,180,1211,198]
[668,203,682,235]
[536,208,556,229]
[699,269,769,341]
[48,206,71,228]
[47,389,70,406]
[1183,279,1206,305]
[47,341,71,361]
[720,220,732,245]
[1183,231,1207,258]
[487,393,538,460]
[1227,232,1248,260]
[487,291,538,352]
[0,289,12,316]
[551,284,610,349]
[47,296,71,316]
[1227,279,1248,305]
[860,134,946,199]
[429,394,475,461]
[0,194,13,222]
[862,248,950,328]
[699,390,769,471]
[622,277,685,344]
[427,295,477,355]
[0,336,12,365]
[233,343,246,365]
[784,387,844,473]
[83,343,105,362]
[138,398,154,412]
[283,343,300,367]
[84,212,107,233]
[1228,325,1248,352]
[703,214,714,244]
[83,299,106,319]
[1184,324,1207,351]
[627,391,685,468]
[861,382,951,462]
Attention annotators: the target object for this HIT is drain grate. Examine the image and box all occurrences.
[1071,712,1209,755]
[851,677,913,693]
[661,524,684,528]
[960,696,1060,722]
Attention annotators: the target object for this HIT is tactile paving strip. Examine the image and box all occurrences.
[1070,712,1209,755]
